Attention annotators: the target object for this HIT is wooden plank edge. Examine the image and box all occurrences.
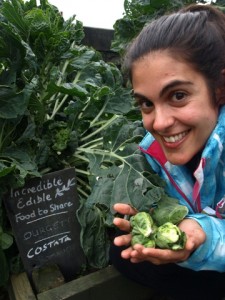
[37,265,120,300]
[10,272,37,300]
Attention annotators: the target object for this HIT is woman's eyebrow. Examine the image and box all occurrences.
[133,92,150,101]
[133,80,193,100]
[159,80,193,97]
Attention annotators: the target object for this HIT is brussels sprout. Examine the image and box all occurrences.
[131,234,155,248]
[130,212,154,237]
[152,197,188,226]
[130,212,186,250]
[154,222,187,250]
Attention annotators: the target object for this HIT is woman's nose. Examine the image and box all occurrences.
[152,107,175,132]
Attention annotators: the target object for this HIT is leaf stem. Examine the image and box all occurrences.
[72,154,89,163]
[80,114,119,142]
[89,96,110,127]
[76,147,126,165]
[76,177,91,191]
[77,186,90,198]
[80,137,103,149]
[75,168,90,176]
[49,71,81,120]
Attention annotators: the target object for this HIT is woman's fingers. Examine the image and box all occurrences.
[130,243,192,265]
[114,233,132,247]
[113,203,137,232]
[112,203,137,256]
[113,217,131,231]
[121,247,133,259]
[113,203,137,215]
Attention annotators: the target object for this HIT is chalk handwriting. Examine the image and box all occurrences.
[55,178,76,198]
[17,193,52,210]
[11,178,63,198]
[27,234,72,259]
[23,218,71,240]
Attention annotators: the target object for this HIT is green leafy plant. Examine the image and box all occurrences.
[0,0,134,285]
[76,119,169,268]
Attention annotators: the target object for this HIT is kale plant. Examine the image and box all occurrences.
[0,0,134,285]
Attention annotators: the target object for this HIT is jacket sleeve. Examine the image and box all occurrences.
[177,213,225,272]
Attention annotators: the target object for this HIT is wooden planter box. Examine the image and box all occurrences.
[8,265,160,300]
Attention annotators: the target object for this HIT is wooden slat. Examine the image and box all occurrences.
[9,266,156,300]
[37,265,154,300]
[10,272,36,300]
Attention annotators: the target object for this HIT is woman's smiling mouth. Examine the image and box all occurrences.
[162,130,189,143]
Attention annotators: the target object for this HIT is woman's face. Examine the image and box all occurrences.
[132,51,219,165]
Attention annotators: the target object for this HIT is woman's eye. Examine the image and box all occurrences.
[172,92,186,101]
[142,100,153,109]
[135,98,153,111]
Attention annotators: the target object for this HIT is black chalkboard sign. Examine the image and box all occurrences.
[5,168,86,282]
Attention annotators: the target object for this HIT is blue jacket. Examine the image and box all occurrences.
[139,105,225,272]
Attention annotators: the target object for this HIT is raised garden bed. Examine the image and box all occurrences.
[8,265,162,300]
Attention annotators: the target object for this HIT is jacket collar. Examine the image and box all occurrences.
[139,106,225,213]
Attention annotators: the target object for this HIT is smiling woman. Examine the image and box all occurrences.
[110,3,225,300]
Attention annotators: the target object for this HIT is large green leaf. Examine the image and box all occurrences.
[0,84,33,118]
[77,119,167,268]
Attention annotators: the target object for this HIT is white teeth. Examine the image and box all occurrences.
[163,131,187,143]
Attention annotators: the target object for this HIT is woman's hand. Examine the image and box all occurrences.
[113,203,137,259]
[113,203,206,265]
[129,218,206,265]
